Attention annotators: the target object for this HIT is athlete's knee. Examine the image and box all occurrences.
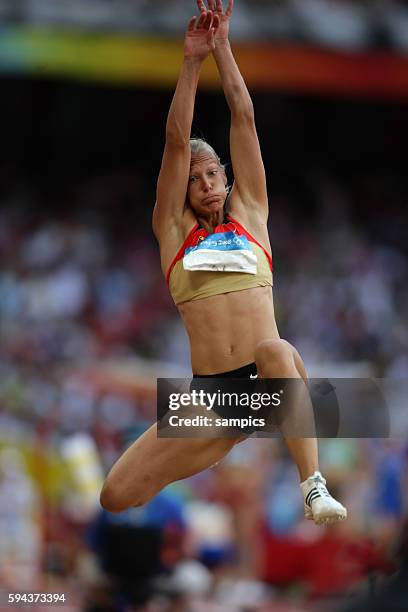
[99,480,122,513]
[292,349,308,380]
[99,477,154,513]
[255,339,295,375]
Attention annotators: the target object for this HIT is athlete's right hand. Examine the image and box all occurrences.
[201,0,234,44]
[184,9,220,60]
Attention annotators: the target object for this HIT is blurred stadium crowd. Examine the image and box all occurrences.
[0,0,408,52]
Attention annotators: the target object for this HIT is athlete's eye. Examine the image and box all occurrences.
[209,170,218,175]
[189,176,197,183]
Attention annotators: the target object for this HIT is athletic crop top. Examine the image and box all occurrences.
[166,215,273,305]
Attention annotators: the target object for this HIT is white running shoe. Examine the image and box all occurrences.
[300,471,347,525]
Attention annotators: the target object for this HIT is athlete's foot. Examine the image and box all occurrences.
[300,471,347,525]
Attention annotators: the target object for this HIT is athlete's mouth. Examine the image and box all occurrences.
[202,195,220,205]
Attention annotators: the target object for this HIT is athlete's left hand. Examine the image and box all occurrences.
[197,0,234,44]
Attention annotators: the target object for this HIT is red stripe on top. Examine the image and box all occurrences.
[166,222,200,285]
[165,215,272,285]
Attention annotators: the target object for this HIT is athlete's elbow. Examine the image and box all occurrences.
[166,134,189,148]
[230,99,255,122]
[165,124,190,148]
[228,90,255,121]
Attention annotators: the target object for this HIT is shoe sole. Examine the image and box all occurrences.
[305,507,347,525]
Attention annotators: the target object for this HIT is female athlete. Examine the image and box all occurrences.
[100,0,346,525]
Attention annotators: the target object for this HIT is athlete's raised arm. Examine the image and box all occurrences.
[153,9,219,239]
[202,0,268,220]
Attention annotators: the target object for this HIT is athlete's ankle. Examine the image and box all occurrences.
[299,468,321,484]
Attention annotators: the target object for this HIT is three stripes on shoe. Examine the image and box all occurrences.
[305,485,331,508]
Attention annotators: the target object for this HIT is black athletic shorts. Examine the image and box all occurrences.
[191,362,273,434]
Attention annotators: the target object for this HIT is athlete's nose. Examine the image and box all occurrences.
[202,178,212,192]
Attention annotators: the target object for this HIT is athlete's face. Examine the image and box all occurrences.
[187,154,228,216]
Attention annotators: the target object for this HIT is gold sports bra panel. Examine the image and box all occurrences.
[169,242,273,305]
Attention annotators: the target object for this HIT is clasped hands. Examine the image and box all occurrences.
[184,0,234,61]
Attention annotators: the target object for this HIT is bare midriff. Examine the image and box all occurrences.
[177,285,280,375]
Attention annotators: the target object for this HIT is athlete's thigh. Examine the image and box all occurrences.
[106,422,239,493]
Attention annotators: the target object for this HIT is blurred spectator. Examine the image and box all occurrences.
[0,447,43,590]
[289,0,373,50]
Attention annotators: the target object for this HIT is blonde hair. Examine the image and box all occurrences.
[190,138,226,172]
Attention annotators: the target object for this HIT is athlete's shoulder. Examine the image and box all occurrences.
[227,184,269,227]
